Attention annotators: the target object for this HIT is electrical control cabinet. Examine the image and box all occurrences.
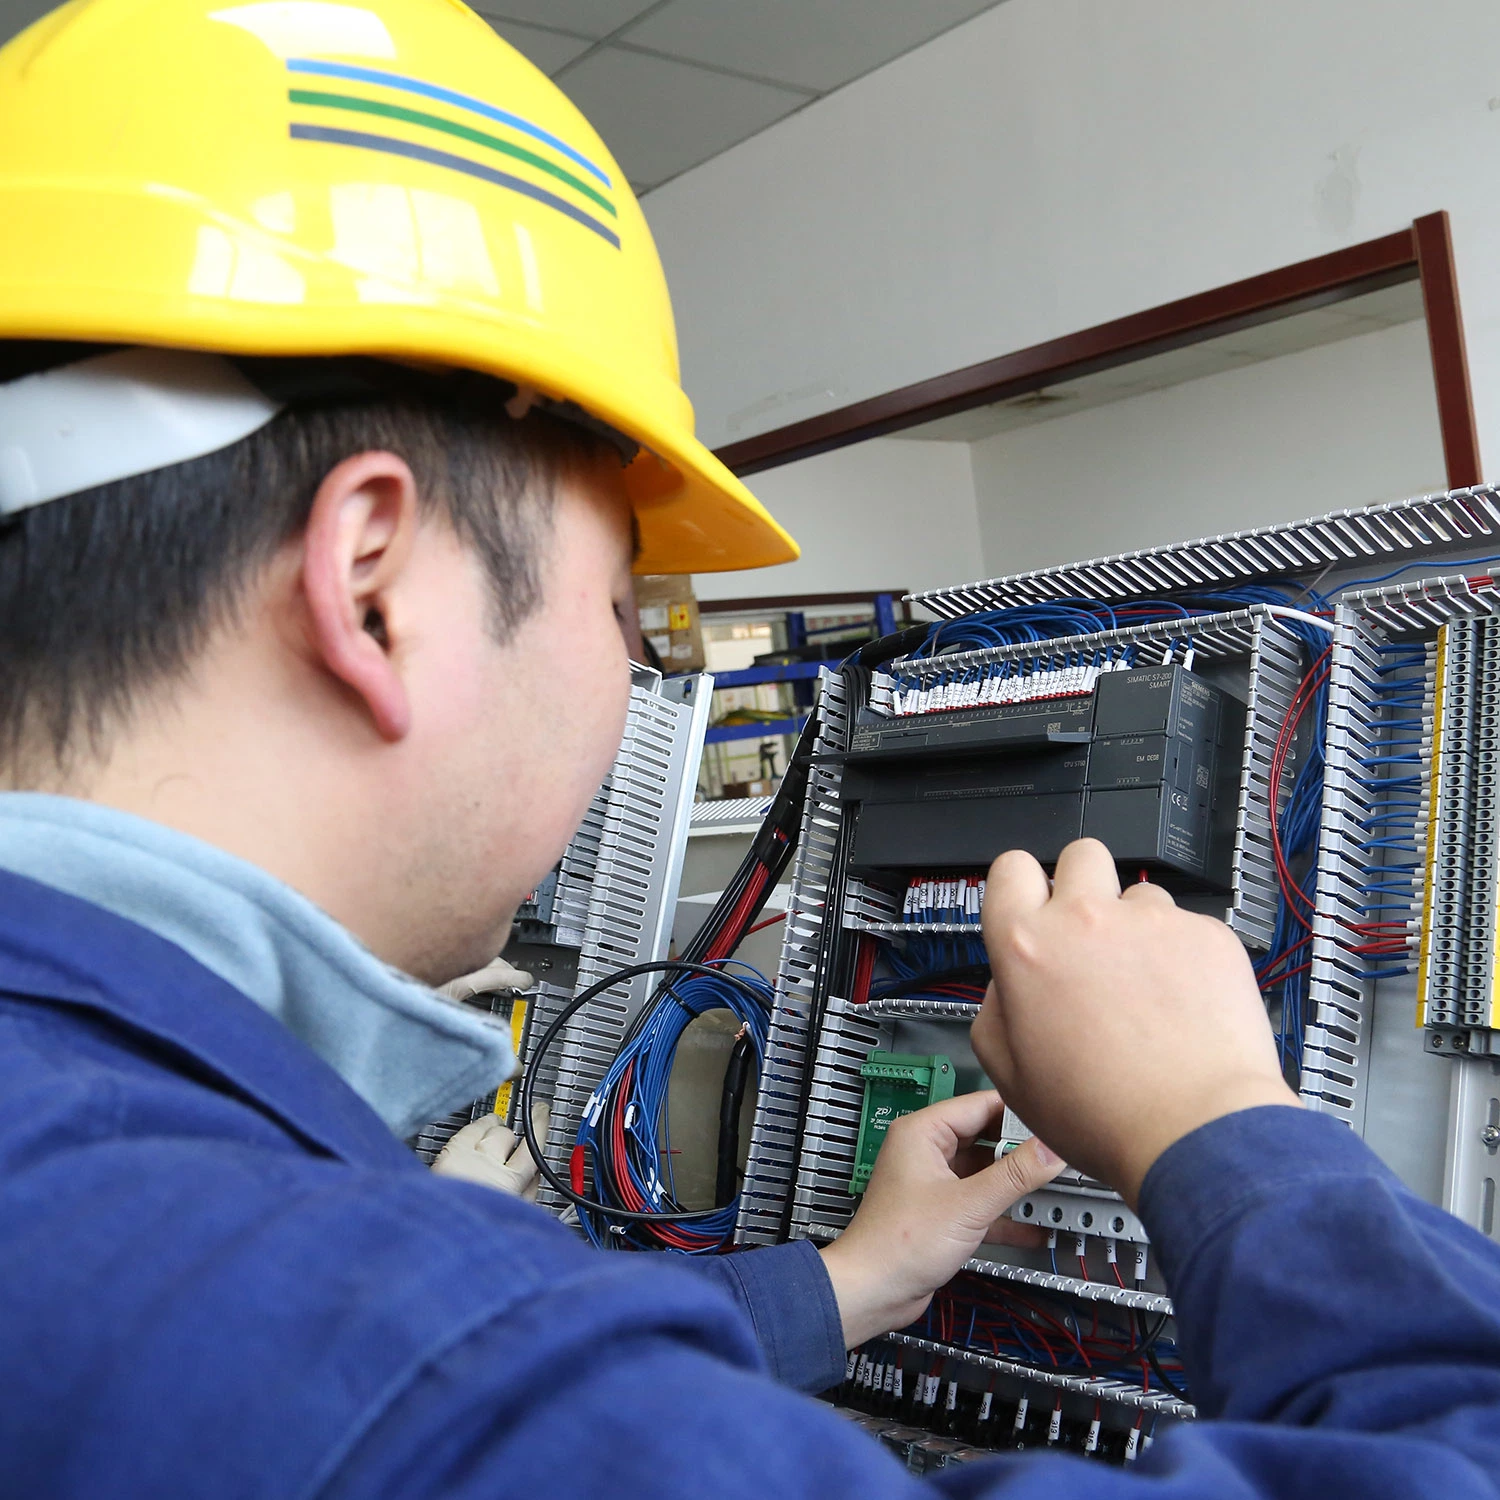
[736,483,1500,1461]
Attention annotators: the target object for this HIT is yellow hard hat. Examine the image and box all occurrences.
[0,0,798,575]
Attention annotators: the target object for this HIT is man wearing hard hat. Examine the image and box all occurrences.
[0,1,1497,1496]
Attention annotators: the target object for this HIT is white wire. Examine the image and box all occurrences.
[1265,605,1337,636]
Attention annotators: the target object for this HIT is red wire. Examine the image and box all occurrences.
[1268,656,1330,871]
[596,841,794,1250]
[609,1060,645,1214]
[1261,960,1312,990]
[982,1287,1092,1368]
[706,864,769,961]
[745,910,786,936]
[850,935,876,1005]
[1257,931,1313,976]
[1266,648,1332,924]
[605,1060,718,1251]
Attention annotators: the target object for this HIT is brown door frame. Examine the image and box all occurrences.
[716,211,1480,491]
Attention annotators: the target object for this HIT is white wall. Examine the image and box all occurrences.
[693,435,979,601]
[970,320,1446,580]
[646,0,1500,491]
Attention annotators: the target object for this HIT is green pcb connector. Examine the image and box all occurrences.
[847,1050,955,1195]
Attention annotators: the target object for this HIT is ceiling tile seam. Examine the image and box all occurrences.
[471,10,595,45]
[470,5,822,93]
[550,0,675,83]
[604,40,818,98]
[629,97,815,190]
[640,0,1015,197]
[639,94,825,194]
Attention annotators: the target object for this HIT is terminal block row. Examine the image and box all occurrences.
[1419,617,1500,1052]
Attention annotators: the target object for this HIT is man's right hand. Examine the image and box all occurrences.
[972,838,1300,1208]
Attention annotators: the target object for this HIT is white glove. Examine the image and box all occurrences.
[440,956,534,1003]
[432,1103,550,1200]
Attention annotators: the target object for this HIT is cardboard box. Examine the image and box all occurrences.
[635,574,705,674]
[720,778,776,799]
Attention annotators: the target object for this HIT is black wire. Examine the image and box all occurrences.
[520,959,772,1224]
[1134,1310,1190,1402]
[715,1032,754,1207]
[682,705,819,966]
[683,707,820,1203]
[777,675,861,1239]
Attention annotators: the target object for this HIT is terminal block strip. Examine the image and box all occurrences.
[1333,573,1500,1243]
[797,1236,1176,1317]
[870,609,1265,721]
[1418,616,1500,1053]
[1417,620,1474,1034]
[883,1332,1196,1419]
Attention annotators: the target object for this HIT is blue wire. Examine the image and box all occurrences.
[574,965,773,1254]
[1337,551,1500,595]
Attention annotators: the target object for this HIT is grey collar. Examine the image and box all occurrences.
[0,792,515,1139]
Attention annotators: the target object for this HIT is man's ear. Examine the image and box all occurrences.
[298,450,419,742]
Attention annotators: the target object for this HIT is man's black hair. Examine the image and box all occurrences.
[0,347,617,774]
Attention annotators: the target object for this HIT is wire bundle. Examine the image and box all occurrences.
[919,1273,1187,1397]
[919,586,1324,656]
[526,709,823,1255]
[574,964,773,1253]
[1253,636,1333,1069]
[1341,642,1432,980]
[1247,605,1433,1073]
[865,934,990,1005]
[920,599,1201,657]
[889,586,1329,724]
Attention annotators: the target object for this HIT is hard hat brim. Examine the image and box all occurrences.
[0,290,796,579]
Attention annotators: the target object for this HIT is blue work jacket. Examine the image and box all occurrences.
[2,865,1499,1497]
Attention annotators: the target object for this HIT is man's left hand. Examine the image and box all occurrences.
[440,957,533,1003]
[816,1091,1062,1348]
[432,1104,549,1200]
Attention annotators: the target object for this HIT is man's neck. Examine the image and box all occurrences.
[10,642,412,974]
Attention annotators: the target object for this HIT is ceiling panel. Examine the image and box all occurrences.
[1338,276,1426,328]
[557,46,806,189]
[479,15,594,75]
[0,0,51,45]
[480,0,657,40]
[621,0,1006,93]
